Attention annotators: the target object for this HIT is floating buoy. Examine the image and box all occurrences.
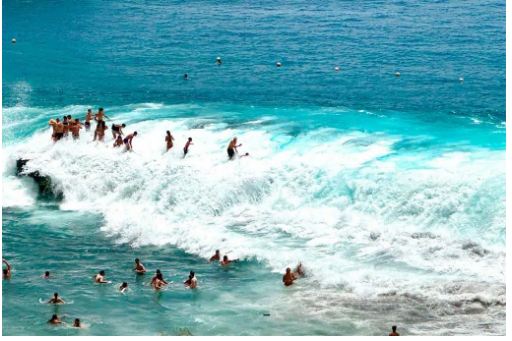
[216,57,222,65]
[276,61,282,67]
[334,66,340,72]
[395,71,401,77]
[12,38,16,44]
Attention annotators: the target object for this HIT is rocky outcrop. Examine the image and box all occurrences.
[16,159,63,201]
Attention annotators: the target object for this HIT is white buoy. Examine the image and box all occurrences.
[395,71,401,77]
[335,66,340,72]
[459,77,464,83]
[276,61,282,67]
[12,38,16,44]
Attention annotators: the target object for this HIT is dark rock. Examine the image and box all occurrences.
[16,159,63,201]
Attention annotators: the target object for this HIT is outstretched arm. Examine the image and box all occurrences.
[2,259,10,270]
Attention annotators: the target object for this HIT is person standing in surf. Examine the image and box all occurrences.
[133,258,146,274]
[85,109,93,131]
[111,123,126,140]
[227,137,242,160]
[183,137,193,157]
[184,271,197,289]
[47,292,65,304]
[70,119,83,140]
[93,121,108,142]
[165,131,175,151]
[124,131,137,151]
[94,107,110,123]
[94,270,109,284]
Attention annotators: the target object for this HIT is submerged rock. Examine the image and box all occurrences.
[16,159,63,201]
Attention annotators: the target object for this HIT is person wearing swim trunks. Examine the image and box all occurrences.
[48,314,62,325]
[165,131,174,151]
[134,258,146,274]
[282,267,296,286]
[184,271,197,289]
[2,259,12,279]
[94,270,109,283]
[85,109,93,131]
[111,123,126,139]
[70,119,82,140]
[124,131,137,151]
[54,119,64,141]
[62,116,70,137]
[227,137,241,160]
[94,121,108,142]
[150,269,168,286]
[113,136,123,147]
[94,107,109,123]
[152,273,167,290]
[48,292,65,304]
[183,137,193,157]
[209,250,221,262]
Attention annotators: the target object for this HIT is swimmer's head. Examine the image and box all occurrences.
[45,271,50,277]
[51,314,58,320]
[3,269,8,275]
[245,153,249,156]
[133,131,138,136]
[99,108,104,112]
[166,130,170,135]
[223,255,228,261]
[121,124,126,128]
[67,115,72,119]
[156,269,161,274]
[74,319,80,327]
[121,282,128,288]
[54,292,58,298]
[75,119,80,123]
[87,109,92,113]
[135,258,140,263]
[286,267,291,273]
[215,250,220,255]
[56,118,60,122]
[392,326,397,332]
[190,271,195,277]
[156,273,163,280]
[99,270,105,276]
[188,137,192,141]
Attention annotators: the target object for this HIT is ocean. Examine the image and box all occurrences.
[2,0,506,336]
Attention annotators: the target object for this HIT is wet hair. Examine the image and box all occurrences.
[63,116,68,121]
[215,249,220,253]
[135,258,140,263]
[45,271,50,276]
[3,269,8,275]
[166,130,170,135]
[392,326,397,332]
[286,267,291,272]
[51,314,58,320]
[99,270,105,276]
[156,273,163,280]
[87,109,92,112]
[156,269,161,274]
[133,131,138,136]
[188,137,192,141]
[122,124,126,127]
[99,108,104,111]
[75,119,80,123]
[121,282,128,287]
[74,318,80,326]
[67,115,72,119]
[190,271,195,277]
[223,255,228,260]
[56,118,60,122]
[54,292,58,297]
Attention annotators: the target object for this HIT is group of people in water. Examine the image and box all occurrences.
[48,107,252,159]
[3,250,305,329]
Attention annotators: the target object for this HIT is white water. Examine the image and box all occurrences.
[3,115,505,308]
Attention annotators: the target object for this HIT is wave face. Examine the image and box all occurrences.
[3,104,505,306]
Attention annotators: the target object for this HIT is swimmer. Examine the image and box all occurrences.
[134,258,146,274]
[48,292,65,304]
[51,118,64,142]
[70,119,82,140]
[94,270,109,284]
[43,271,50,279]
[152,273,167,290]
[73,318,82,328]
[216,57,222,65]
[85,109,93,131]
[282,267,296,286]
[2,259,12,279]
[227,137,242,160]
[63,116,70,137]
[94,107,110,122]
[111,123,126,139]
[209,250,221,262]
[184,73,189,80]
[93,121,108,142]
[150,269,168,286]
[183,137,193,157]
[123,131,137,151]
[184,271,197,289]
[48,314,62,325]
[165,131,174,151]
[389,326,400,336]
[240,152,250,158]
[220,255,236,266]
[119,282,128,293]
[113,135,123,148]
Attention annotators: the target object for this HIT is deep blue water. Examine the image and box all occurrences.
[2,0,506,336]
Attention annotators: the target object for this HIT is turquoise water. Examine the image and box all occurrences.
[2,0,506,336]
